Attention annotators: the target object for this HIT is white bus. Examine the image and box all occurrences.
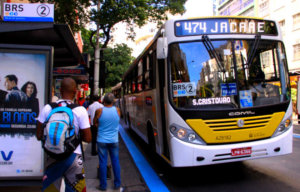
[111,82,122,109]
[122,17,293,167]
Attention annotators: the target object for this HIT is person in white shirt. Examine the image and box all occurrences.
[88,95,104,155]
[36,77,91,192]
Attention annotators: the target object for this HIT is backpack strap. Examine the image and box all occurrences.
[45,101,79,126]
[48,101,85,160]
[49,102,59,109]
[49,101,79,108]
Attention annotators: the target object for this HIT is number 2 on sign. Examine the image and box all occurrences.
[184,22,207,33]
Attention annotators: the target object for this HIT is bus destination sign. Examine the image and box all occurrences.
[175,18,278,36]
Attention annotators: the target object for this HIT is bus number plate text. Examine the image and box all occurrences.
[231,147,252,156]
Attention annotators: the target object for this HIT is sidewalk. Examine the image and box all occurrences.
[294,123,300,135]
[84,133,149,192]
[0,124,149,192]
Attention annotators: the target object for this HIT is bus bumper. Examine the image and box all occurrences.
[169,126,293,167]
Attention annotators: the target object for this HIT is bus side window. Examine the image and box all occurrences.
[133,67,138,93]
[128,78,132,94]
[137,59,143,92]
[152,50,156,88]
[145,55,151,90]
[145,48,156,90]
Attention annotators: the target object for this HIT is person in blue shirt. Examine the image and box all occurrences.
[93,93,121,191]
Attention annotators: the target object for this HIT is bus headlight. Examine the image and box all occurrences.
[272,117,292,137]
[170,124,205,145]
[177,128,187,139]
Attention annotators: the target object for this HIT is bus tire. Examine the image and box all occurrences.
[147,123,156,152]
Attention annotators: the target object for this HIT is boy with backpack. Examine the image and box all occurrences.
[36,77,91,192]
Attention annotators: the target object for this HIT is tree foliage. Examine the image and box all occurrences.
[90,0,187,48]
[30,0,90,32]
[81,27,97,58]
[102,44,134,89]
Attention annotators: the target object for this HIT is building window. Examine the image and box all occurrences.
[294,44,300,60]
[293,13,300,29]
[279,20,285,36]
[274,0,284,10]
[258,0,269,17]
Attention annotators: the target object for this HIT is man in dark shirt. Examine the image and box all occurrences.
[4,74,27,108]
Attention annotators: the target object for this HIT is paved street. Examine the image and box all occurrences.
[293,123,300,134]
[0,121,300,192]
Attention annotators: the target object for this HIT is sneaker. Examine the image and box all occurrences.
[114,186,124,192]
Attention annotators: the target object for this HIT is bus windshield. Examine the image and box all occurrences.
[169,39,290,110]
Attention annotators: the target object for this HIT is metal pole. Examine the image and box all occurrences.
[93,1,100,95]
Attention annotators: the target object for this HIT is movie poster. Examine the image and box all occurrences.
[0,50,47,178]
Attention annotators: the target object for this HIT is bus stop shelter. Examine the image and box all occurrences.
[0,21,86,185]
[0,22,85,67]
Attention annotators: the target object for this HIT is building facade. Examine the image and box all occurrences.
[257,0,300,74]
[218,0,257,16]
[217,0,300,74]
[217,0,300,117]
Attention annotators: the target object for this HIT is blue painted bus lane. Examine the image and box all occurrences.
[119,125,170,192]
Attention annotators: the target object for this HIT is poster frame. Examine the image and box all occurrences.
[0,43,53,180]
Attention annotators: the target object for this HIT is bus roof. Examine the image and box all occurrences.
[123,16,280,80]
[170,16,265,22]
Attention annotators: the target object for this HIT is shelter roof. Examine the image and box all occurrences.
[0,22,85,67]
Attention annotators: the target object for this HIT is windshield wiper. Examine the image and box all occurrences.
[247,35,261,68]
[202,35,225,73]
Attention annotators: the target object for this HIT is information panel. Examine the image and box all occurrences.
[0,46,51,178]
[3,3,54,22]
[175,18,278,36]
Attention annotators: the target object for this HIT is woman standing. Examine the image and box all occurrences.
[21,81,39,116]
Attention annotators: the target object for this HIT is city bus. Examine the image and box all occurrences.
[122,17,293,167]
[111,82,122,109]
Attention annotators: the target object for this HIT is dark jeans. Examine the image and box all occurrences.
[97,142,121,190]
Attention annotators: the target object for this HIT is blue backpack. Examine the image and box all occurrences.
[42,102,81,160]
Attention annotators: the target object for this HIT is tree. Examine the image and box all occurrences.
[103,44,134,89]
[89,0,186,94]
[30,0,90,32]
[81,27,97,58]
[90,0,187,48]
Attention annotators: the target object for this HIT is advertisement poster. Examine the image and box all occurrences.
[0,50,47,178]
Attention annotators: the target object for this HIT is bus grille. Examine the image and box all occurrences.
[186,112,285,144]
[204,115,272,131]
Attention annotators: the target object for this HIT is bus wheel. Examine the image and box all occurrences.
[147,123,156,152]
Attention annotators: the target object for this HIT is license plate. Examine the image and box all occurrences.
[231,147,252,156]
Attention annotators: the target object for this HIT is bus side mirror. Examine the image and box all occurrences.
[157,37,168,59]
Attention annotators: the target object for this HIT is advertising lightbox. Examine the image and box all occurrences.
[0,44,53,179]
